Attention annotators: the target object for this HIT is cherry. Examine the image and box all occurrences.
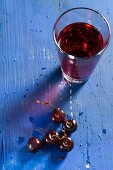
[28,137,43,153]
[60,137,74,151]
[62,119,77,133]
[45,130,60,145]
[35,99,78,152]
[51,108,66,123]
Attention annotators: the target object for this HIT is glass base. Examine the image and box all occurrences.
[62,69,88,84]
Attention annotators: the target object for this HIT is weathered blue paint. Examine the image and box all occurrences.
[0,0,113,169]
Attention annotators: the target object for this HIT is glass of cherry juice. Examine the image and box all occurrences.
[53,7,111,83]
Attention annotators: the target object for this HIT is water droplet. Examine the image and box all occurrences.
[42,67,46,70]
[13,59,16,62]
[60,96,62,100]
[70,112,74,119]
[79,112,83,117]
[102,129,106,134]
[13,91,16,94]
[70,105,73,111]
[29,116,35,123]
[23,94,26,98]
[10,158,15,165]
[5,93,8,97]
[70,96,72,100]
[86,162,90,169]
[3,56,6,61]
[59,80,66,87]
[70,100,72,104]
[17,137,24,145]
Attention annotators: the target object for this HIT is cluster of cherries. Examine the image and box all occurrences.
[28,100,77,153]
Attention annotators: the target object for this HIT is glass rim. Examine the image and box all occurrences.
[53,7,111,60]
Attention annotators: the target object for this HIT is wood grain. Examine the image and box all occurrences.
[0,0,113,169]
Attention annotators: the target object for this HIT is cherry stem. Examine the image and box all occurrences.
[59,133,67,140]
[51,133,67,141]
[66,121,72,127]
[36,99,66,120]
[36,100,57,109]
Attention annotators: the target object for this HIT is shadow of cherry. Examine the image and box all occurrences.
[17,140,68,170]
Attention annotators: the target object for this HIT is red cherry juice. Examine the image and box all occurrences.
[57,22,104,81]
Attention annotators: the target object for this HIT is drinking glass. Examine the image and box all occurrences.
[53,7,111,83]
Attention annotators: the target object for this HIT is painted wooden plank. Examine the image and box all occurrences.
[0,0,113,170]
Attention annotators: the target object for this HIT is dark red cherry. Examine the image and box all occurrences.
[63,119,77,133]
[60,137,74,151]
[61,128,71,137]
[51,108,66,123]
[45,130,60,145]
[28,137,43,153]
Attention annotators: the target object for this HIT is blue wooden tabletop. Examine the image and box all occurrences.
[0,0,113,170]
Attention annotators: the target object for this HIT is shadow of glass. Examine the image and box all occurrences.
[3,66,85,124]
[4,66,85,169]
[21,66,85,134]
